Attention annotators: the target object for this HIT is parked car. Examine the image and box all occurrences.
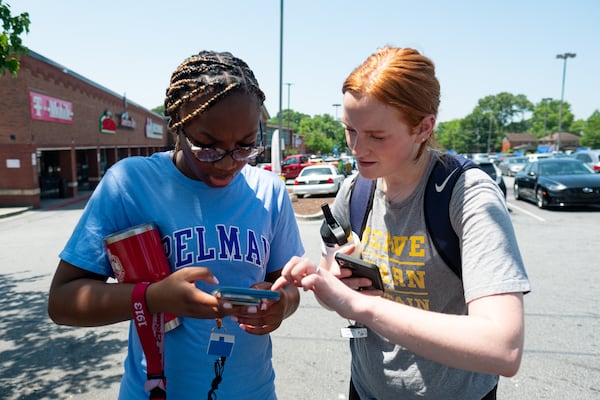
[498,156,529,177]
[463,153,491,163]
[571,149,600,172]
[292,164,345,198]
[525,153,553,162]
[264,154,311,179]
[513,158,600,209]
[474,159,507,198]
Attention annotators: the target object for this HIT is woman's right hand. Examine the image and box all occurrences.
[145,267,223,319]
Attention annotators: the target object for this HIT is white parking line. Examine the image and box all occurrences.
[507,201,546,222]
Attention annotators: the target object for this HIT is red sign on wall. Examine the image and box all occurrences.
[29,91,74,124]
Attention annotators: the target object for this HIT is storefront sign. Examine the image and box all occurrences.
[119,112,137,129]
[29,91,74,124]
[6,159,21,168]
[145,118,164,139]
[100,110,117,134]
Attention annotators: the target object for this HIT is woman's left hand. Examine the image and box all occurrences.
[230,279,299,335]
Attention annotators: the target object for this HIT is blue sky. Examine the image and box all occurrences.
[9,0,599,123]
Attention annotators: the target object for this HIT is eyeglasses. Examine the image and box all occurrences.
[181,123,264,163]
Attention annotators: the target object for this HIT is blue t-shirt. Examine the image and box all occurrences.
[59,151,304,399]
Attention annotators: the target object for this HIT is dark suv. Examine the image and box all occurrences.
[474,160,507,198]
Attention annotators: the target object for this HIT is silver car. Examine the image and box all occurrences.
[498,156,529,177]
[292,165,345,198]
[572,149,600,173]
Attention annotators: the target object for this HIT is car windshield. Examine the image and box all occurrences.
[301,167,332,176]
[539,161,593,175]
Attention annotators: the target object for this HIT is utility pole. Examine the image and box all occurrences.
[285,82,293,149]
[487,113,493,153]
[285,83,293,127]
[542,97,552,137]
[556,52,576,152]
[277,0,284,157]
[332,103,341,120]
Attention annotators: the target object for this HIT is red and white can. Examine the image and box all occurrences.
[104,223,180,331]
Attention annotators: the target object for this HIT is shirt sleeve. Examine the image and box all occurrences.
[452,168,531,302]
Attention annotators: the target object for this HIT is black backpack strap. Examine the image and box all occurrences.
[424,154,476,279]
[349,175,376,238]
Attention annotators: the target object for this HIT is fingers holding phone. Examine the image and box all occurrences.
[213,286,280,311]
[213,286,284,335]
[334,253,384,292]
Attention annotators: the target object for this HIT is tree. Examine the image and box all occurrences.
[302,130,334,154]
[570,119,585,137]
[460,92,533,152]
[458,109,494,153]
[297,114,343,154]
[581,111,600,148]
[151,105,165,116]
[435,119,462,151]
[0,1,30,76]
[267,109,310,134]
[530,99,559,138]
[268,110,345,155]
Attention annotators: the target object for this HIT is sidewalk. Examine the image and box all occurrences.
[0,191,93,219]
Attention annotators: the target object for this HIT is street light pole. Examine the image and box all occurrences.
[555,52,576,152]
[277,0,284,152]
[487,113,493,153]
[285,83,293,125]
[285,82,293,148]
[332,103,341,120]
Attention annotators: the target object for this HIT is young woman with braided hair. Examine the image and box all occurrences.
[48,51,303,399]
[273,47,530,399]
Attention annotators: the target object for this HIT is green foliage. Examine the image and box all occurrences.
[0,1,30,76]
[303,130,334,154]
[435,119,462,151]
[570,119,585,137]
[435,92,566,153]
[469,92,533,152]
[268,110,345,155]
[151,105,165,116]
[581,111,600,148]
[530,99,559,137]
[267,109,310,133]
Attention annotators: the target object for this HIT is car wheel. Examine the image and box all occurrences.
[536,187,547,209]
[513,183,521,200]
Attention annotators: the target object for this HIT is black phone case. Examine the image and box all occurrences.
[334,253,384,291]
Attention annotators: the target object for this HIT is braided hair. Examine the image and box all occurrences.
[164,51,265,148]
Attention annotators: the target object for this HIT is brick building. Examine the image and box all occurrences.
[502,133,538,153]
[0,50,170,208]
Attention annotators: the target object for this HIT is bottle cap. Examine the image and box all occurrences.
[320,203,351,246]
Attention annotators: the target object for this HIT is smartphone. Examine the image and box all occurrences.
[334,253,384,291]
[212,287,281,306]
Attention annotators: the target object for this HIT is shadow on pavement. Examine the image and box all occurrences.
[0,272,126,399]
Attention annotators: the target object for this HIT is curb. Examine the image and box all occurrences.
[0,206,33,219]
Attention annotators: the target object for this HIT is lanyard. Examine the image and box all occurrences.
[207,318,234,399]
[132,282,167,399]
